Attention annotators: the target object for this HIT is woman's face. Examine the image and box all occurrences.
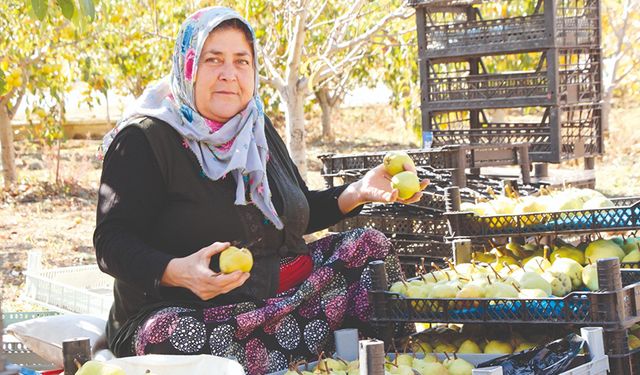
[194,28,255,122]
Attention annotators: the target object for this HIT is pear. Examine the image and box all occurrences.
[473,251,497,264]
[455,283,485,299]
[315,357,347,372]
[621,237,639,254]
[219,246,253,273]
[406,283,433,299]
[434,341,457,353]
[515,342,537,352]
[541,271,573,296]
[582,263,599,291]
[391,171,421,200]
[629,334,640,350]
[490,196,517,215]
[583,196,615,209]
[484,340,513,354]
[549,258,584,289]
[550,245,586,265]
[428,283,458,299]
[523,256,551,274]
[383,151,415,176]
[514,196,548,214]
[445,358,475,375]
[395,353,414,367]
[622,249,640,263]
[412,340,433,354]
[518,288,549,298]
[414,362,449,375]
[412,357,439,375]
[514,272,552,296]
[388,364,414,375]
[484,281,519,299]
[76,361,126,375]
[390,280,408,296]
[585,239,625,262]
[457,339,482,354]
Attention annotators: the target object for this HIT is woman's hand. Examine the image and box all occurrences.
[338,163,429,213]
[161,242,250,300]
[357,163,429,204]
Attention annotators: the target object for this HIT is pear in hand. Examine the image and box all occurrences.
[391,171,421,200]
[383,151,415,175]
[219,246,253,273]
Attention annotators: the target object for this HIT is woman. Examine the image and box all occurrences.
[94,6,427,374]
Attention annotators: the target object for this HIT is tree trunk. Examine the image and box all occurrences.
[284,89,308,180]
[316,88,335,143]
[0,103,16,188]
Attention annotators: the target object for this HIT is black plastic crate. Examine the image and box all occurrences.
[445,195,640,239]
[423,48,601,111]
[603,328,640,375]
[411,0,601,59]
[368,258,640,328]
[319,143,531,188]
[427,103,603,163]
[331,204,449,237]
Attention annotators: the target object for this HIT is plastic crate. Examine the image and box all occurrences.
[368,258,640,328]
[602,328,640,375]
[2,341,56,371]
[411,0,600,59]
[444,196,640,239]
[331,204,449,237]
[23,251,114,318]
[422,48,601,111]
[427,103,602,163]
[319,143,531,188]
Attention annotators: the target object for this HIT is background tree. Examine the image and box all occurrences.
[0,0,97,189]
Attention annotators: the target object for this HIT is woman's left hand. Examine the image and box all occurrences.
[355,163,429,205]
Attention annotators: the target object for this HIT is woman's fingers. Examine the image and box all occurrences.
[200,241,231,259]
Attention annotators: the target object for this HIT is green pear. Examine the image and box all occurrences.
[414,362,449,375]
[445,358,475,375]
[412,340,433,354]
[585,239,626,262]
[629,334,640,350]
[518,288,549,298]
[622,249,640,263]
[395,353,413,367]
[391,171,421,200]
[541,271,572,296]
[549,258,584,289]
[428,283,458,299]
[457,339,482,354]
[484,281,519,298]
[455,283,485,298]
[434,342,457,353]
[523,256,551,274]
[514,272,552,296]
[412,357,439,375]
[621,237,639,254]
[550,245,586,265]
[383,151,415,176]
[582,263,599,291]
[76,361,126,375]
[315,357,347,372]
[583,196,615,209]
[484,340,513,354]
[389,280,408,296]
[388,364,414,375]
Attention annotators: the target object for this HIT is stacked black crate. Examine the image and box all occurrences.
[411,0,603,183]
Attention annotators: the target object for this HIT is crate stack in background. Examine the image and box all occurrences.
[319,144,541,276]
[410,0,602,182]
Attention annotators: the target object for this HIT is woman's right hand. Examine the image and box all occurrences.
[160,242,251,300]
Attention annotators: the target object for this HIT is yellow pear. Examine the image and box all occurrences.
[458,339,482,354]
[550,245,586,265]
[383,151,415,176]
[446,358,475,375]
[622,249,640,263]
[219,246,253,273]
[484,340,513,354]
[582,263,599,291]
[515,342,537,352]
[391,171,421,200]
[585,239,625,263]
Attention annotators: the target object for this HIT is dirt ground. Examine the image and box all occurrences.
[1,105,638,312]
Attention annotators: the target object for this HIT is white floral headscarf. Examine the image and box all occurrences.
[101,6,283,230]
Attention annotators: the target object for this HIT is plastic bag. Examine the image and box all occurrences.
[477,333,586,375]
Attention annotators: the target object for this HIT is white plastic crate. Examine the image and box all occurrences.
[23,251,114,318]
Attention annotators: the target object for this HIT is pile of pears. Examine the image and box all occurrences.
[384,353,474,375]
[390,235,640,305]
[459,187,616,219]
[283,356,360,375]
